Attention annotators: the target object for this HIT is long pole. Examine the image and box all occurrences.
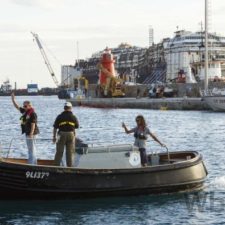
[204,0,209,91]
[77,41,80,68]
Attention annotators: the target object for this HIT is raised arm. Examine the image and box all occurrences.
[11,92,20,110]
[122,122,134,134]
[149,132,165,147]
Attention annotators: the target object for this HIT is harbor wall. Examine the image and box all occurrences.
[87,81,225,98]
[70,81,225,111]
[87,83,201,98]
[71,97,210,111]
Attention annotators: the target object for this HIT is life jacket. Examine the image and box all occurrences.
[59,121,76,127]
[26,108,35,118]
[20,108,39,135]
[56,111,78,132]
[134,127,148,140]
[20,114,26,134]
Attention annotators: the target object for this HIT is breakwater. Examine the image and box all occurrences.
[70,97,210,110]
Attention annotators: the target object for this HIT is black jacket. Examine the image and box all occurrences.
[53,111,79,132]
[20,107,39,135]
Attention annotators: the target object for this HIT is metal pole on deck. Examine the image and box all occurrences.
[204,0,209,92]
[77,41,80,68]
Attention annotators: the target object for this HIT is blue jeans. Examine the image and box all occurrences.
[139,148,148,165]
[26,136,37,165]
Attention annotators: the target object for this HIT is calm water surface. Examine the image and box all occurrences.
[0,96,225,225]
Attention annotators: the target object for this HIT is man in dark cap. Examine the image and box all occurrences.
[53,102,79,167]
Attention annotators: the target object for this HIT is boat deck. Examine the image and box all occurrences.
[2,151,197,169]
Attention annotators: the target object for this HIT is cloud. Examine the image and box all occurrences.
[0,23,31,43]
[0,23,26,33]
[9,0,63,9]
[9,0,35,7]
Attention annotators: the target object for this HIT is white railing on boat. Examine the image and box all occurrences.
[2,138,171,164]
[5,138,54,159]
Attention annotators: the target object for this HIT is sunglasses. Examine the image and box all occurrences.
[23,105,28,108]
[136,119,141,122]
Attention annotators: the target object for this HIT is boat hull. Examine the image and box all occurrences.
[204,96,225,112]
[0,151,207,199]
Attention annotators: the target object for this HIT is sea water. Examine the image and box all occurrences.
[0,96,225,225]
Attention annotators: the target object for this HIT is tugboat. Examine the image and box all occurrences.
[0,143,207,199]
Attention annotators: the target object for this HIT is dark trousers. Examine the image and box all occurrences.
[54,131,75,167]
[139,148,148,165]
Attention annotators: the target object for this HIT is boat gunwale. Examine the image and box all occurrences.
[0,151,204,175]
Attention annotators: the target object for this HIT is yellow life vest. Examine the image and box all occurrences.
[59,121,75,127]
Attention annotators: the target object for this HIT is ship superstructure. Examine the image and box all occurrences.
[62,30,225,87]
[163,30,225,82]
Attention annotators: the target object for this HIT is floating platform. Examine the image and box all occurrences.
[70,97,210,111]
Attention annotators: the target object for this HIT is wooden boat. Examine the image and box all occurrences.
[0,144,207,199]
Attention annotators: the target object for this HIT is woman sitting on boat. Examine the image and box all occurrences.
[122,115,165,166]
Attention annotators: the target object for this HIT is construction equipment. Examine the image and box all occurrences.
[98,48,125,97]
[31,32,60,87]
[31,32,83,99]
[74,76,89,97]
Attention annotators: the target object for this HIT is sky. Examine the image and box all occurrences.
[0,0,225,88]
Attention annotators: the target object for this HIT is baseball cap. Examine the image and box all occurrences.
[64,102,73,107]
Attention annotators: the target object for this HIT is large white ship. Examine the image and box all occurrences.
[61,30,225,88]
[163,30,225,82]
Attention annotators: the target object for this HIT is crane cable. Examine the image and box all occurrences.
[38,36,62,66]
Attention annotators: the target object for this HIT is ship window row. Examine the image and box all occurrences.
[198,64,220,69]
[172,36,225,43]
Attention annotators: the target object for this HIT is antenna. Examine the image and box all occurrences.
[77,41,80,68]
[204,0,209,91]
[149,26,154,47]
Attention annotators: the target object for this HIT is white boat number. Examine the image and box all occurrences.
[26,171,49,179]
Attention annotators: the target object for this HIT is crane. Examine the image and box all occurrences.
[31,32,60,87]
